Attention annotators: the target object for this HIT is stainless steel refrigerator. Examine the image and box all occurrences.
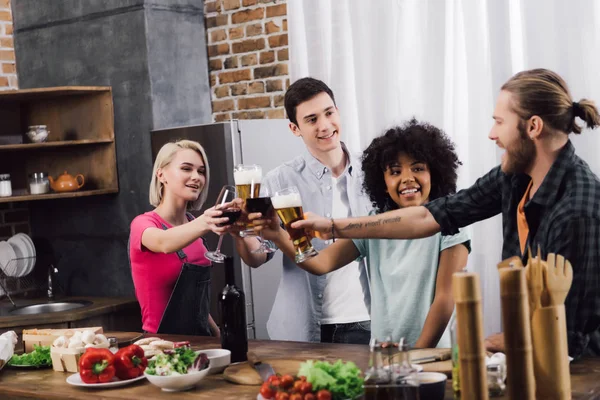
[150,119,301,340]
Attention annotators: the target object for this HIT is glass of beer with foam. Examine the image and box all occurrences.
[271,186,318,263]
[234,164,262,237]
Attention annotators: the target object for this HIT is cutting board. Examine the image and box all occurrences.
[402,348,453,377]
[224,359,304,385]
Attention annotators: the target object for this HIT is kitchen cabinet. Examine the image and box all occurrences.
[0,86,118,203]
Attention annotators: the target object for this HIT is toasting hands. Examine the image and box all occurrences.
[201,198,243,235]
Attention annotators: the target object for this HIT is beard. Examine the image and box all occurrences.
[501,121,536,174]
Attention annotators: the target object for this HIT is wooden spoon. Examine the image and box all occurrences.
[545,254,573,306]
[527,246,545,317]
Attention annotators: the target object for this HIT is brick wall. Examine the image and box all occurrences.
[0,1,29,241]
[204,0,289,122]
[0,0,17,90]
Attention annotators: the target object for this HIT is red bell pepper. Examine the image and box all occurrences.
[79,348,116,384]
[113,344,148,380]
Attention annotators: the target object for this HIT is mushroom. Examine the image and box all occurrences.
[81,330,96,345]
[52,335,68,348]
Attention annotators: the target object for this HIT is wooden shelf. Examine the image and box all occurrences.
[0,86,112,102]
[0,86,118,203]
[0,139,114,151]
[0,189,119,203]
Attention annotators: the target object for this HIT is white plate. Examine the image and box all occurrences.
[15,233,36,275]
[7,236,28,277]
[0,241,18,277]
[66,373,146,388]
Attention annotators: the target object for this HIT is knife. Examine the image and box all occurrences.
[411,351,451,364]
[247,351,275,382]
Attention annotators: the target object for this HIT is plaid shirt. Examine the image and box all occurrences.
[425,140,600,359]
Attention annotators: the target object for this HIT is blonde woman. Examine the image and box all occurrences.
[129,140,231,336]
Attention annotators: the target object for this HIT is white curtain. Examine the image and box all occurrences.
[288,0,600,336]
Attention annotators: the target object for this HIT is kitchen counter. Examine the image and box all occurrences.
[0,332,599,399]
[0,298,141,346]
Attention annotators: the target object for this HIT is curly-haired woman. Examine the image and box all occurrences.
[256,119,470,347]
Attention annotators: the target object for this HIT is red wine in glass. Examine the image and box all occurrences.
[218,208,242,227]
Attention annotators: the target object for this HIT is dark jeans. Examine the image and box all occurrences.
[320,320,371,345]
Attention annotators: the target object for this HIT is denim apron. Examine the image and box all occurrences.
[155,215,212,336]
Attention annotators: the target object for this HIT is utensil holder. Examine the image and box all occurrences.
[499,267,535,400]
[531,305,571,400]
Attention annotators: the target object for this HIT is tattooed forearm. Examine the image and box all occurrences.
[339,222,364,231]
[339,216,401,232]
[365,220,381,228]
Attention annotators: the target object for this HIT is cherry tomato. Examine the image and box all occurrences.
[289,394,302,400]
[268,375,280,384]
[316,390,332,400]
[298,375,307,382]
[260,382,275,399]
[270,378,281,388]
[280,374,294,389]
[304,394,316,400]
[276,392,290,400]
[300,382,313,395]
[293,380,304,392]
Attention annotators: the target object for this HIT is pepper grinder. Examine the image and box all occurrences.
[453,272,489,400]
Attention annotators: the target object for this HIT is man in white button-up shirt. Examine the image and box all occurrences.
[234,78,372,343]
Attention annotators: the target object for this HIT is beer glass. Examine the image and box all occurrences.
[271,186,318,263]
[233,164,262,237]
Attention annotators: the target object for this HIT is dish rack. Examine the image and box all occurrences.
[0,256,39,306]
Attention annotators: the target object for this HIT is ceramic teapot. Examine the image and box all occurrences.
[48,171,85,192]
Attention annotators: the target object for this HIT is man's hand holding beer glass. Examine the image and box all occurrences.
[244,186,319,263]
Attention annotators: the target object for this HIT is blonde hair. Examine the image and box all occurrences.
[501,68,600,134]
[149,140,210,210]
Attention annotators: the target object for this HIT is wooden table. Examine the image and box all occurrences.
[1,332,599,399]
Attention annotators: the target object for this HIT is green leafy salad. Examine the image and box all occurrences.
[298,360,364,400]
[146,347,209,376]
[8,345,52,367]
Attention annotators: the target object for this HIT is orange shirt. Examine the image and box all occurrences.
[517,181,533,255]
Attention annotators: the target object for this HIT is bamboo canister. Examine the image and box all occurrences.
[499,267,536,400]
[531,305,571,400]
[452,272,489,400]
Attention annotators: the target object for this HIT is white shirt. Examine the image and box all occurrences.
[320,172,371,324]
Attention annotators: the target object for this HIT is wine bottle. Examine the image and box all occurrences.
[219,256,248,363]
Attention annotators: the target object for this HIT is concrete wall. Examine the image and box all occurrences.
[11,0,212,296]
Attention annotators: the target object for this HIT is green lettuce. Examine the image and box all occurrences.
[8,344,51,367]
[298,360,364,400]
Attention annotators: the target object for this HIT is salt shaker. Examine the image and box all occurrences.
[487,363,506,397]
[0,174,12,197]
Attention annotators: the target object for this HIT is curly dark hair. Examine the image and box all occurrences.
[361,119,462,213]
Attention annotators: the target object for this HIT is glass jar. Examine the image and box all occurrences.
[0,174,12,197]
[29,172,50,195]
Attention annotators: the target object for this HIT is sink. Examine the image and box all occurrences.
[9,301,93,315]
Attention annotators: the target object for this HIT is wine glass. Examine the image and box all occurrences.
[205,185,240,263]
[246,186,276,254]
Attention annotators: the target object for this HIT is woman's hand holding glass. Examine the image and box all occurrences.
[199,200,240,235]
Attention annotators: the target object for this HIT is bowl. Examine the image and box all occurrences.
[144,368,210,392]
[417,372,447,400]
[202,349,231,374]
